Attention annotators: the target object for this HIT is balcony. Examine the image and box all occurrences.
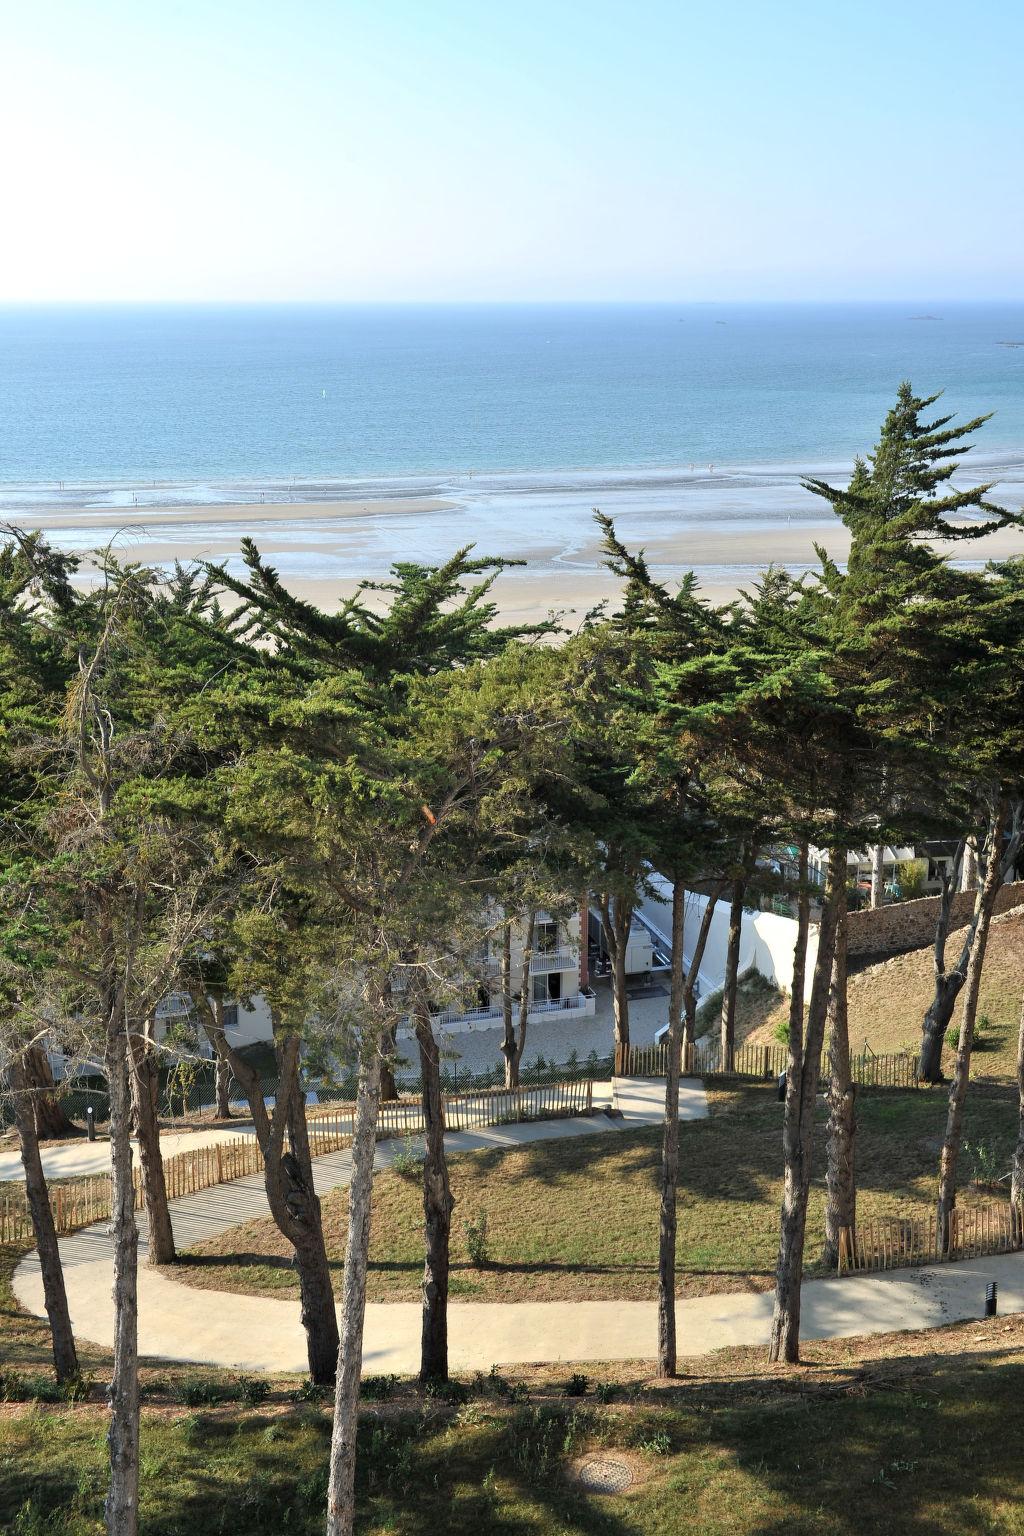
[484,947,580,976]
[404,988,597,1035]
[155,992,194,1020]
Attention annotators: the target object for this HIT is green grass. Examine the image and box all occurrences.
[7,1344,1024,1533]
[176,1082,1022,1304]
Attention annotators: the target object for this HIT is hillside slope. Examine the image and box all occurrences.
[744,909,1024,1080]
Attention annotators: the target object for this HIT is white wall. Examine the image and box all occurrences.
[641,875,816,1002]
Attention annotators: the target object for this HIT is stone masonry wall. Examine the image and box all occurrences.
[846,881,1024,960]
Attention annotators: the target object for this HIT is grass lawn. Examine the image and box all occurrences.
[745,910,1024,1080]
[8,1328,1024,1534]
[175,1081,1023,1304]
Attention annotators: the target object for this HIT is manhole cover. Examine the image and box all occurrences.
[575,1453,634,1494]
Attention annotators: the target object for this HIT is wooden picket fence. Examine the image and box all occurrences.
[616,1039,918,1089]
[839,1201,1023,1274]
[306,1077,593,1139]
[1,1078,595,1245]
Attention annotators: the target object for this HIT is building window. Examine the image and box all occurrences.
[222,1003,239,1030]
[532,972,562,1004]
[533,920,558,954]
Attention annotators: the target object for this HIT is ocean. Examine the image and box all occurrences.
[2,302,1024,501]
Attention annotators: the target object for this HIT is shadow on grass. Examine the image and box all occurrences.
[8,1350,1024,1534]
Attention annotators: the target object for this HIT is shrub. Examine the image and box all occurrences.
[289,1378,332,1405]
[465,1209,490,1267]
[0,1371,90,1404]
[390,1135,425,1178]
[180,1374,224,1407]
[894,860,926,901]
[964,1139,1003,1186]
[237,1376,271,1408]
[487,1366,528,1403]
[361,1373,397,1402]
[425,1376,469,1404]
[594,1381,620,1403]
[635,1428,672,1455]
[563,1372,589,1397]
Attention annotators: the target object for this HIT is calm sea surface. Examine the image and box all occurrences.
[2,303,1024,503]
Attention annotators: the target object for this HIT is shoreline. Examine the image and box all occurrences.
[8,460,1024,627]
[5,444,1024,512]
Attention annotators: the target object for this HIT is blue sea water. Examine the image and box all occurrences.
[2,302,1024,498]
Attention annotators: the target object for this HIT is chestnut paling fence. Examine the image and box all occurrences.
[0,1077,594,1244]
[616,1039,919,1088]
[838,1202,1024,1274]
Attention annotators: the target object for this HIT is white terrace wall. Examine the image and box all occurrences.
[642,874,1024,1005]
[845,881,1024,959]
[641,876,817,1003]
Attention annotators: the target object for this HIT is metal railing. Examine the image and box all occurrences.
[426,989,593,1029]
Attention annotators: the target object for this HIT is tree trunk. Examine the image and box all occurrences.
[105,1023,140,1536]
[961,837,978,892]
[379,1020,399,1102]
[658,874,727,1375]
[23,1043,78,1140]
[657,879,687,1375]
[682,881,729,1066]
[510,909,537,1085]
[498,919,516,1088]
[937,803,1009,1247]
[196,993,233,1117]
[326,1037,383,1536]
[204,1019,339,1381]
[919,841,974,1083]
[768,844,843,1365]
[414,996,453,1381]
[283,1078,340,1385]
[1011,990,1024,1228]
[9,1054,80,1383]
[789,842,810,1046]
[127,1029,176,1266]
[719,876,746,1072]
[213,999,232,1117]
[870,844,885,909]
[599,893,632,1053]
[823,869,854,1269]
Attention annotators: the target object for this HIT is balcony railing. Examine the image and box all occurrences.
[484,947,579,976]
[425,989,594,1030]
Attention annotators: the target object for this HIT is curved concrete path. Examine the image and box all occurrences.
[16,1077,1020,1375]
[0,1123,260,1184]
[14,1078,706,1372]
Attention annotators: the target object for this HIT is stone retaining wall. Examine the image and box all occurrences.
[846,881,1024,959]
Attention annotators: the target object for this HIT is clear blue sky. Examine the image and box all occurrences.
[3,0,1021,302]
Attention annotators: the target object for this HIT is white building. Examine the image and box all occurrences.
[396,907,596,1040]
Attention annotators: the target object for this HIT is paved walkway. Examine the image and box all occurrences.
[16,1077,1022,1376]
[0,1123,259,1184]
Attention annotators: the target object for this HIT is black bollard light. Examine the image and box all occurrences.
[86,1105,96,1142]
[777,1070,787,1102]
[986,1281,998,1318]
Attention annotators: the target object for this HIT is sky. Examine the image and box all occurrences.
[2,0,1022,303]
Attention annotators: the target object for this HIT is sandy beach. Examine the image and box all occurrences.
[10,479,1024,625]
